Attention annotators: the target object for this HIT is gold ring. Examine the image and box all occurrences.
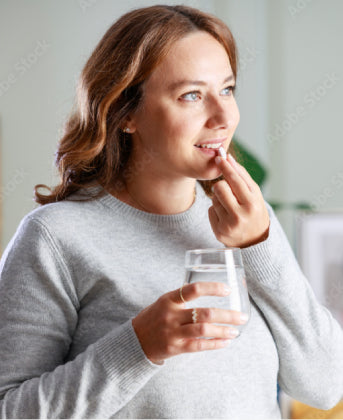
[179,284,186,304]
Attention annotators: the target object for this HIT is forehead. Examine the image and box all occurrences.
[146,31,233,89]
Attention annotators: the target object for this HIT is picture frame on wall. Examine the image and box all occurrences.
[277,212,343,418]
[0,128,2,255]
[296,211,343,327]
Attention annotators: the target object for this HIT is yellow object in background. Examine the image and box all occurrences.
[291,400,343,419]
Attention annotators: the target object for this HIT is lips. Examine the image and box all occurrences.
[194,139,225,150]
[194,139,226,155]
[195,142,222,149]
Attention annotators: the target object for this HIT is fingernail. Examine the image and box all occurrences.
[222,339,231,346]
[228,329,239,338]
[223,286,231,295]
[211,185,215,193]
[215,156,222,165]
[240,313,249,323]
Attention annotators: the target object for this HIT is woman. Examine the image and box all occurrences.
[0,5,342,418]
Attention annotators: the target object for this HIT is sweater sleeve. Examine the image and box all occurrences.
[241,202,343,410]
[0,216,161,418]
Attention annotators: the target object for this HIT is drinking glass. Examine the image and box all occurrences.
[185,248,251,336]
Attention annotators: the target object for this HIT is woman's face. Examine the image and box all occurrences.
[128,31,240,182]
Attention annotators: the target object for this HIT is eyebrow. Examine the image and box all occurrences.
[167,75,235,91]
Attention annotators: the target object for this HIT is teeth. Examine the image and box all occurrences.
[196,143,222,149]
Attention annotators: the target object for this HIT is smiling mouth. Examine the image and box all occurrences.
[194,142,223,149]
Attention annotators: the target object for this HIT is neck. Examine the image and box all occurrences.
[113,174,197,215]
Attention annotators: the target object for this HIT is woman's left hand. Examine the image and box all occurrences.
[208,154,270,248]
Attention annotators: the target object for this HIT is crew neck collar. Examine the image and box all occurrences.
[95,181,208,229]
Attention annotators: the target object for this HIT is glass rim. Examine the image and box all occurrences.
[185,247,241,254]
[185,247,244,268]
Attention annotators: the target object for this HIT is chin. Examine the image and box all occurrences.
[196,167,222,181]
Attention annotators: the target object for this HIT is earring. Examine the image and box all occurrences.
[123,127,131,133]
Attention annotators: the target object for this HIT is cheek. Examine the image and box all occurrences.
[156,108,198,143]
[135,101,204,151]
[139,104,177,136]
[167,119,194,138]
[133,107,163,145]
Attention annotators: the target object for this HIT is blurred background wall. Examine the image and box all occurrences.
[0,0,343,251]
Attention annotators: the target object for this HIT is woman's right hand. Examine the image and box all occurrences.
[132,282,249,365]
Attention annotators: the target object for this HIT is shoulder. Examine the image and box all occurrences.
[26,188,106,229]
[11,191,108,252]
[28,198,93,223]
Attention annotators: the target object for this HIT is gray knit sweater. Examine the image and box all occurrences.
[0,182,342,418]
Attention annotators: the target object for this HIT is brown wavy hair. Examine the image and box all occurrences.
[34,4,238,205]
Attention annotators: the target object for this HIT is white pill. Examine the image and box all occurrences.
[218,147,226,159]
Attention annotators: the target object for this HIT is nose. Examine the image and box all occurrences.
[205,97,236,130]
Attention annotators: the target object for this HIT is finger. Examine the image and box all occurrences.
[208,205,227,244]
[181,337,231,353]
[228,154,257,192]
[212,181,240,215]
[212,196,230,223]
[208,205,219,229]
[172,281,230,304]
[215,156,253,202]
[180,307,248,326]
[179,322,240,339]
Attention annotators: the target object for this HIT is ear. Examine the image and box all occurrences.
[121,115,136,134]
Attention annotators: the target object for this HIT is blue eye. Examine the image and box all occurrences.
[180,91,201,102]
[221,85,236,96]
